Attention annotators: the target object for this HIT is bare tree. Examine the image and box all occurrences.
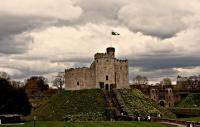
[24,76,49,97]
[0,71,10,80]
[142,76,148,85]
[160,78,172,86]
[10,80,25,88]
[133,75,148,85]
[52,72,64,90]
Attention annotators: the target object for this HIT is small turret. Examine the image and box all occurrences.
[106,47,115,57]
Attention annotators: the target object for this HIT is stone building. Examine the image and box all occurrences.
[130,75,200,107]
[64,47,129,90]
[131,84,175,107]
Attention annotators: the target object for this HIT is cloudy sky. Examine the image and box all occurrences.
[0,0,200,83]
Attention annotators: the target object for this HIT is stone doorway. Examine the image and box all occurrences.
[160,100,165,107]
[105,84,109,90]
[99,82,104,89]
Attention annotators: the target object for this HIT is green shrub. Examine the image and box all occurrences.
[176,93,200,108]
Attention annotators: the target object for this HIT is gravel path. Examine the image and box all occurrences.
[161,122,187,127]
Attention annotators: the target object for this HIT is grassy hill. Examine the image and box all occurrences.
[176,93,200,108]
[119,89,176,118]
[26,89,106,121]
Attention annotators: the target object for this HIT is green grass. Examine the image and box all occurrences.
[171,93,200,116]
[176,93,200,108]
[1,121,176,127]
[26,89,106,121]
[179,116,200,122]
[120,89,176,118]
[167,107,200,116]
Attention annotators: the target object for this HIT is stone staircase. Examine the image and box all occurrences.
[112,89,132,116]
[103,89,133,120]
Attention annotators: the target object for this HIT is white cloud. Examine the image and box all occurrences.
[20,23,177,60]
[1,20,200,82]
[118,0,200,38]
[174,67,200,76]
[0,0,82,20]
[167,28,200,56]
[0,56,73,79]
[1,0,200,82]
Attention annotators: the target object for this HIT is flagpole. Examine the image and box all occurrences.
[111,35,113,47]
[111,31,120,47]
[110,30,112,47]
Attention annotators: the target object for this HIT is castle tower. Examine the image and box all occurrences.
[95,47,116,91]
[65,47,129,91]
[106,47,115,58]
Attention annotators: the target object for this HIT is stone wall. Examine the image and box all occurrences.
[164,88,174,107]
[64,67,95,90]
[115,59,129,89]
[150,88,159,101]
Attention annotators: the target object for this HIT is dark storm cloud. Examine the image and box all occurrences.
[0,14,54,54]
[129,29,178,39]
[51,57,92,63]
[77,0,120,24]
[0,36,29,54]
[0,15,51,38]
[124,54,200,81]
[128,56,200,71]
[52,0,121,27]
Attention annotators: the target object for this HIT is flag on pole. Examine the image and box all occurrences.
[111,31,120,36]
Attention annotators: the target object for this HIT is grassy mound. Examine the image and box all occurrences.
[26,89,106,121]
[119,89,176,118]
[176,93,200,108]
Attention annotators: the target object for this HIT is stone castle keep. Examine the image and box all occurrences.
[65,47,129,90]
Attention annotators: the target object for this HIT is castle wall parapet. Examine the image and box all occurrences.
[65,67,90,73]
[116,59,128,63]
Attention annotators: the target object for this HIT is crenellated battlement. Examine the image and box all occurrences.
[94,47,115,60]
[94,53,106,59]
[116,59,128,63]
[94,53,114,59]
[65,67,90,73]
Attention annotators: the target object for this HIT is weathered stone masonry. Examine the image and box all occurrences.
[64,47,129,90]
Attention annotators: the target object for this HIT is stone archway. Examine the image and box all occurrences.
[159,100,165,107]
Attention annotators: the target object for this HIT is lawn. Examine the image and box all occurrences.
[1,121,176,127]
[179,117,200,122]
